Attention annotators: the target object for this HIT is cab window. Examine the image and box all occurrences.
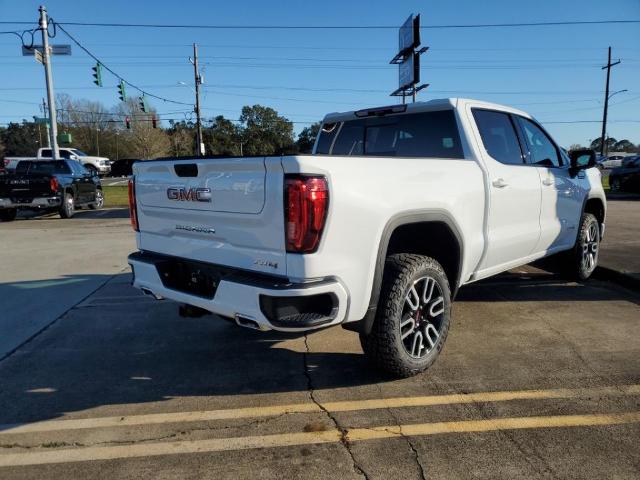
[472,109,524,165]
[517,117,562,167]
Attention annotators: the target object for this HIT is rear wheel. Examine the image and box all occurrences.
[0,208,17,222]
[359,253,451,378]
[59,193,75,219]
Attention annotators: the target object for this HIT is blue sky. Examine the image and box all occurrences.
[0,0,638,147]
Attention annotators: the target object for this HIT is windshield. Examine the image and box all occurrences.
[16,160,71,175]
[71,149,87,156]
[315,110,464,159]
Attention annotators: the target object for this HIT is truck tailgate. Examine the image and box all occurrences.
[133,157,288,276]
[0,174,52,200]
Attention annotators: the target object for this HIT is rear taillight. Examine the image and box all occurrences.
[128,177,139,232]
[285,175,329,253]
[50,177,59,193]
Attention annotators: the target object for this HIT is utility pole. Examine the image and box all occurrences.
[190,43,204,156]
[39,5,59,160]
[600,46,621,157]
[41,98,51,148]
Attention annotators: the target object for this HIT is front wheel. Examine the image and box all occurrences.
[88,189,104,210]
[359,253,451,378]
[59,193,75,219]
[609,177,621,192]
[565,213,600,281]
[0,208,17,222]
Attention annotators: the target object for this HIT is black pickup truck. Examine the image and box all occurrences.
[0,159,103,221]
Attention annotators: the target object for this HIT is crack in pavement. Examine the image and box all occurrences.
[303,334,370,480]
[385,406,427,480]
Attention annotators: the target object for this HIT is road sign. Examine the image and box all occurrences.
[398,14,420,56]
[22,45,72,56]
[33,116,49,125]
[399,52,420,90]
[34,49,43,64]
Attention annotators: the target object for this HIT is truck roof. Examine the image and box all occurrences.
[322,98,533,124]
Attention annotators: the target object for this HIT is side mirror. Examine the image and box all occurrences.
[569,149,596,171]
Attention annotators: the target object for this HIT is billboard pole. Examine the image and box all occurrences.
[38,5,59,160]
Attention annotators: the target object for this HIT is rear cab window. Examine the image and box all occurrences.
[315,109,464,159]
[472,109,524,165]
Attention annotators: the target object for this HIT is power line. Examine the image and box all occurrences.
[3,19,635,29]
[51,21,192,106]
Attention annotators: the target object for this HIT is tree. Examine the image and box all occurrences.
[238,105,295,155]
[167,120,196,157]
[613,139,637,153]
[113,98,171,159]
[296,122,321,154]
[0,122,41,156]
[590,137,617,153]
[203,116,241,155]
[568,144,584,152]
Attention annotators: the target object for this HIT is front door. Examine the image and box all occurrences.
[516,117,584,253]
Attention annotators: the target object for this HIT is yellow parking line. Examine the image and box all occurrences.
[1,384,638,435]
[1,411,639,467]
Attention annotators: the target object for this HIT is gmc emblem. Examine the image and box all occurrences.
[167,187,212,202]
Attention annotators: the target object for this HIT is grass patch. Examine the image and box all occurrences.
[102,185,129,207]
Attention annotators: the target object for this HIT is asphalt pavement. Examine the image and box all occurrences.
[0,203,638,479]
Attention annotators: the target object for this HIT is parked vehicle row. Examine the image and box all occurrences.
[0,159,103,221]
[609,155,640,192]
[4,147,111,176]
[126,98,606,377]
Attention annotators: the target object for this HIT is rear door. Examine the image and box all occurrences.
[134,157,288,276]
[471,108,541,275]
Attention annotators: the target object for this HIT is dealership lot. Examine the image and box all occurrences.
[0,204,639,479]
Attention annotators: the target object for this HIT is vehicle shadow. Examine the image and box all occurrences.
[15,207,129,221]
[0,268,638,428]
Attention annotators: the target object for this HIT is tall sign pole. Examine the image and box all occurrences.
[390,14,428,102]
[191,43,204,156]
[39,5,59,160]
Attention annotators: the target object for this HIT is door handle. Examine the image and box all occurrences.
[542,178,554,186]
[492,178,508,188]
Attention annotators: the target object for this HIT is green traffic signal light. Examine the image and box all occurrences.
[92,62,102,87]
[117,80,127,102]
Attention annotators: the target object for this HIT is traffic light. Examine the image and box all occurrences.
[151,115,157,129]
[138,96,147,113]
[125,116,131,129]
[92,62,102,87]
[117,80,127,102]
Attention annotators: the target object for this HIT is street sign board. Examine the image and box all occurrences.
[398,14,420,56]
[399,52,420,90]
[34,49,43,64]
[33,116,49,125]
[22,45,72,56]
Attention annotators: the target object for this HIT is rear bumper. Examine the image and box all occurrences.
[0,196,61,209]
[128,251,349,332]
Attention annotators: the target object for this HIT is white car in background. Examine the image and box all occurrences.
[4,147,111,176]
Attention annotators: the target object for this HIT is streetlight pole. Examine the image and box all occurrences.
[39,5,59,160]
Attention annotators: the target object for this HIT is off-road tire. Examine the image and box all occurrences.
[0,208,17,222]
[59,193,75,219]
[359,253,452,378]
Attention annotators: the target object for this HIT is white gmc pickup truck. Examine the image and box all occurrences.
[127,98,606,377]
